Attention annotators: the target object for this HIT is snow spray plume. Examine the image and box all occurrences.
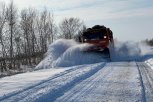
[138,42,153,60]
[36,39,106,69]
[52,44,106,67]
[110,40,152,61]
[35,39,77,69]
[36,39,153,69]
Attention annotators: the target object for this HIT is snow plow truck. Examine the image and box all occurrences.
[79,25,114,59]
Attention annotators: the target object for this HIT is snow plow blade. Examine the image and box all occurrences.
[84,47,111,61]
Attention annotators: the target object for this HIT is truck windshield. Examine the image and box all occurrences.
[84,32,104,40]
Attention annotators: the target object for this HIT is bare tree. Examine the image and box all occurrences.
[0,3,7,57]
[59,17,84,39]
[0,1,56,73]
[6,1,17,69]
[47,12,55,44]
[20,8,38,65]
[37,9,55,52]
[74,25,87,42]
[0,3,7,72]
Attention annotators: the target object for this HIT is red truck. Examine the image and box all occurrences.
[79,25,114,59]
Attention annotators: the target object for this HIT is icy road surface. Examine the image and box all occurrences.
[0,62,153,102]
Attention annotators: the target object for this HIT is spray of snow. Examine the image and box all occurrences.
[36,39,153,69]
[110,40,153,61]
[110,41,141,61]
[36,39,106,69]
[52,44,106,67]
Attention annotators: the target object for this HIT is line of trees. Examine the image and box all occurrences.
[0,1,85,72]
[145,39,153,46]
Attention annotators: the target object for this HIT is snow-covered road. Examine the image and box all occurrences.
[0,62,153,102]
[55,62,150,102]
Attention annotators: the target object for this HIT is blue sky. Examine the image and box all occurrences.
[0,0,153,41]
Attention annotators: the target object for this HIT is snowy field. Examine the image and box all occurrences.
[0,39,153,102]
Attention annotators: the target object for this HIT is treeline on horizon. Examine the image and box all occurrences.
[144,39,153,46]
[0,1,85,73]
